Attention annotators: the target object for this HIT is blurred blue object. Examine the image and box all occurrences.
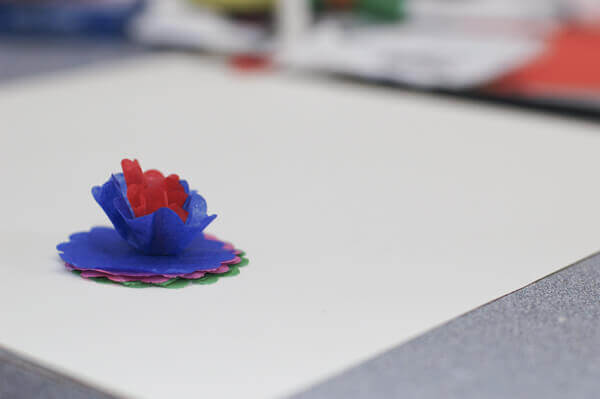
[0,0,145,37]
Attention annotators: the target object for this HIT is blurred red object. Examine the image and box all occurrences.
[229,54,272,71]
[489,25,600,97]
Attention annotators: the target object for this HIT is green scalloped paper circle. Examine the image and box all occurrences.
[71,253,249,289]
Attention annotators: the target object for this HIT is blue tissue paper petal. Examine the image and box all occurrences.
[179,179,190,194]
[91,174,131,239]
[57,227,237,275]
[92,173,216,255]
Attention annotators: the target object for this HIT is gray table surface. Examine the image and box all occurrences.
[291,251,600,399]
[0,38,143,84]
[0,347,117,399]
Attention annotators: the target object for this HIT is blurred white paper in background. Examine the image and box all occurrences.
[280,19,544,89]
[279,0,600,90]
[129,0,271,53]
[404,0,561,21]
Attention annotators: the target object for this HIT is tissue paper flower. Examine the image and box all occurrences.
[57,159,247,288]
[92,159,217,255]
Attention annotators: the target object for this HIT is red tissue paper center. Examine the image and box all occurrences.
[121,159,189,222]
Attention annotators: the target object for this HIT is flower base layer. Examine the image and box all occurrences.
[69,255,249,288]
[57,226,247,288]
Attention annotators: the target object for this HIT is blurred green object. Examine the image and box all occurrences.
[312,0,404,21]
[312,0,353,12]
[191,0,403,20]
[190,0,275,13]
[356,0,404,20]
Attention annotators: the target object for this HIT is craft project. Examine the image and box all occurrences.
[57,159,247,288]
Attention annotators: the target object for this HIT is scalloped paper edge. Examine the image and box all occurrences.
[70,253,249,288]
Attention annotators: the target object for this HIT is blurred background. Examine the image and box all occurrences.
[0,0,598,117]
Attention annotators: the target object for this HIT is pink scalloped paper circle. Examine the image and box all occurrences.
[64,234,242,284]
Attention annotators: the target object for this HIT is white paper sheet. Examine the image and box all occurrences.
[1,55,600,399]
